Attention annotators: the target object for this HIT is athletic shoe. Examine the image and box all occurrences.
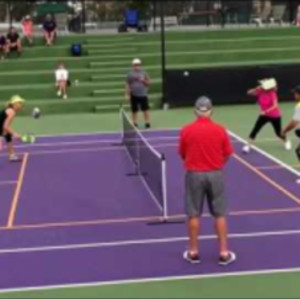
[57,90,62,97]
[63,94,68,100]
[183,250,201,264]
[9,155,21,162]
[242,145,251,154]
[219,251,236,266]
[145,123,151,129]
[285,140,292,151]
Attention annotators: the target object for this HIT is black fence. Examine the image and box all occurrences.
[165,63,300,107]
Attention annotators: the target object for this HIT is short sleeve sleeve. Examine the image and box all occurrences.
[293,106,300,122]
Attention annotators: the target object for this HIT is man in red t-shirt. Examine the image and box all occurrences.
[179,96,236,266]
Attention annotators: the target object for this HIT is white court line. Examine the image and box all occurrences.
[2,143,176,157]
[36,128,179,138]
[0,229,299,255]
[13,136,178,149]
[1,267,300,295]
[229,131,300,178]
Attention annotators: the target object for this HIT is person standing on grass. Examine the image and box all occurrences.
[43,14,57,46]
[242,78,291,153]
[0,95,25,162]
[125,58,151,129]
[22,15,34,46]
[282,85,300,184]
[0,33,8,59]
[55,62,69,100]
[179,96,236,266]
[6,27,22,57]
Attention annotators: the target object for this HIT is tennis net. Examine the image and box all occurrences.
[120,108,168,219]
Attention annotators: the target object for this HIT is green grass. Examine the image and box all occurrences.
[3,271,300,298]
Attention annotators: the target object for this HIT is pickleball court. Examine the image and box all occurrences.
[0,110,299,293]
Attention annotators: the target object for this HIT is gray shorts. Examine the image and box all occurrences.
[185,171,227,218]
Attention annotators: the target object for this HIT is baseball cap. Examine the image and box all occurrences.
[132,58,142,65]
[259,78,277,90]
[195,96,213,112]
[292,85,300,93]
[10,95,25,105]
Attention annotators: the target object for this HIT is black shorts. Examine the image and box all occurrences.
[0,131,12,143]
[130,95,149,113]
[9,45,18,51]
[295,129,300,138]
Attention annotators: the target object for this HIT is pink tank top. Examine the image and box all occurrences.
[256,89,281,118]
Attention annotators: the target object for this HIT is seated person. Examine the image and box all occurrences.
[6,27,22,56]
[22,15,34,46]
[55,62,69,100]
[0,33,8,59]
[43,14,57,46]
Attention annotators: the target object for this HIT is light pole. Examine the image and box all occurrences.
[159,0,167,109]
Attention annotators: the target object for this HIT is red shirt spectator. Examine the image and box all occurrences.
[179,96,236,266]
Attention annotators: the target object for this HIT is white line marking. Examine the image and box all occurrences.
[35,128,179,138]
[0,229,299,255]
[229,131,300,178]
[13,136,178,149]
[0,143,176,157]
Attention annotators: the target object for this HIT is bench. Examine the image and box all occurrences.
[150,16,178,28]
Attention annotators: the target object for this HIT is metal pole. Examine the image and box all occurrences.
[81,0,86,33]
[160,0,167,109]
[8,1,12,27]
[153,0,157,32]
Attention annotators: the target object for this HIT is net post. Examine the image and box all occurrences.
[120,105,124,144]
[161,154,168,220]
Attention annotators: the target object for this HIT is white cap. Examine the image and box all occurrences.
[132,58,142,65]
[259,78,277,90]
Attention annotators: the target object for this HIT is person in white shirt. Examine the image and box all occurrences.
[55,63,69,100]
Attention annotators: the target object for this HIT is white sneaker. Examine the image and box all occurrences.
[219,251,237,266]
[57,90,62,97]
[63,94,68,100]
[242,145,251,154]
[9,155,21,162]
[285,140,292,151]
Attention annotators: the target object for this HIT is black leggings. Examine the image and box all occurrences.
[249,116,284,140]
[296,130,300,161]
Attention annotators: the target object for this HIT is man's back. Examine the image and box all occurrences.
[179,117,233,172]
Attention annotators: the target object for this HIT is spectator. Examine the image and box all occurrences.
[43,14,57,46]
[55,62,69,100]
[125,58,151,128]
[22,15,34,46]
[179,96,236,266]
[0,33,8,59]
[6,27,22,57]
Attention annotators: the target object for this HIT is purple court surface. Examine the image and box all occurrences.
[0,129,299,292]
